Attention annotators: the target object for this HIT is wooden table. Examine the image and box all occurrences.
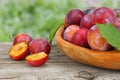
[0,42,120,80]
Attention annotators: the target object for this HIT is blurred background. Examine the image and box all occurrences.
[0,0,120,42]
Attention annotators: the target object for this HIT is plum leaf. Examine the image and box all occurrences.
[96,23,120,50]
[49,20,63,45]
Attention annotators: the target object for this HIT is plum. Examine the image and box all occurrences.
[63,25,80,42]
[26,52,48,67]
[93,7,115,24]
[87,25,112,51]
[13,33,32,45]
[80,13,95,29]
[71,28,89,48]
[9,42,29,60]
[29,38,51,54]
[114,18,120,30]
[65,9,84,26]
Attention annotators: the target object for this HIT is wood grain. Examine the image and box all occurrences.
[0,42,120,80]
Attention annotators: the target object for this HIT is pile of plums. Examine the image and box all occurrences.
[63,7,120,51]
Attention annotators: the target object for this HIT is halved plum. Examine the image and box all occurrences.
[9,42,29,60]
[26,52,48,67]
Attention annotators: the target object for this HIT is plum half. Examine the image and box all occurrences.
[9,42,29,60]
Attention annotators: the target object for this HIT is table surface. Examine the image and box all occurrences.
[0,42,120,80]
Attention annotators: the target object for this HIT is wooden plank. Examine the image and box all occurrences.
[0,42,120,80]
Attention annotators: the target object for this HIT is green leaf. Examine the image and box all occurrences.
[96,23,120,50]
[49,21,63,45]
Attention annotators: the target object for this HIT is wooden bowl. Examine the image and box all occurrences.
[55,25,120,70]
